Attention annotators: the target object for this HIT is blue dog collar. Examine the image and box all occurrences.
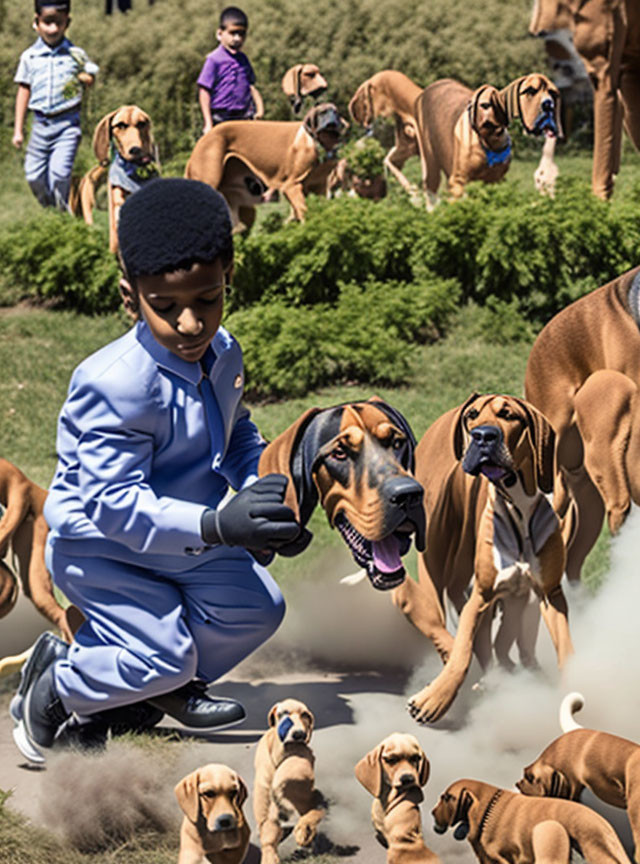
[277,715,294,742]
[485,140,512,167]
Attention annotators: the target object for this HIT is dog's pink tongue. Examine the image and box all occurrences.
[372,534,402,573]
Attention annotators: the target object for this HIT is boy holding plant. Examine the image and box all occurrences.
[13,1,98,210]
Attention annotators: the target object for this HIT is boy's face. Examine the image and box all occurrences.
[123,260,228,364]
[34,8,70,47]
[217,22,247,53]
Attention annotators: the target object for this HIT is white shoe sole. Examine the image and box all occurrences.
[13,720,46,765]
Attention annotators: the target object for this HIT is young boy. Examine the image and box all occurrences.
[12,178,308,764]
[197,5,264,134]
[13,0,99,210]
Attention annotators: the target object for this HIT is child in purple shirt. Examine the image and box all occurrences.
[197,6,264,133]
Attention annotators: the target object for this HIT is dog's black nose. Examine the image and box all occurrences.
[291,728,306,741]
[398,772,416,786]
[469,425,502,447]
[541,97,554,114]
[214,813,237,831]
[384,476,423,508]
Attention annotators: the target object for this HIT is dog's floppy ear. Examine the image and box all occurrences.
[267,702,281,728]
[453,393,481,460]
[550,769,571,799]
[282,64,304,113]
[349,80,372,126]
[451,787,474,839]
[174,770,201,823]
[234,772,248,808]
[514,398,555,494]
[259,408,322,521]
[499,76,526,127]
[92,111,117,164]
[354,744,384,797]
[418,750,430,787]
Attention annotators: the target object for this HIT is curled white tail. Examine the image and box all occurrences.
[559,691,585,732]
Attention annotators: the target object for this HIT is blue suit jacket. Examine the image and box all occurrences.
[45,321,265,572]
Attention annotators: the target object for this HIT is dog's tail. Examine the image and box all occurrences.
[559,691,585,732]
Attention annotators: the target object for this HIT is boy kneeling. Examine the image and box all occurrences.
[13,179,307,763]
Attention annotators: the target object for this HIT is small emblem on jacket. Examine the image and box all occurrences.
[234,374,243,389]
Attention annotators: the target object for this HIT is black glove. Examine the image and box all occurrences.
[201,474,301,550]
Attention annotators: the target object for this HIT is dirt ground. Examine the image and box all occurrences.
[1,534,639,863]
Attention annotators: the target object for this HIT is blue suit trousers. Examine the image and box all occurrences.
[25,112,82,209]
[46,539,285,716]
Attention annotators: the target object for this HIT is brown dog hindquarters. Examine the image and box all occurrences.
[253,699,325,864]
[432,778,631,863]
[349,70,422,196]
[0,458,75,644]
[392,393,571,724]
[175,763,250,864]
[355,733,441,864]
[518,691,640,861]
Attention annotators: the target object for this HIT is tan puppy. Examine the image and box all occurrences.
[524,265,640,582]
[73,105,158,253]
[530,0,640,201]
[349,70,422,196]
[0,458,76,646]
[392,394,572,723]
[185,103,348,226]
[518,691,640,862]
[414,74,561,206]
[281,64,328,114]
[253,699,325,864]
[432,778,631,863]
[354,733,441,864]
[175,763,250,864]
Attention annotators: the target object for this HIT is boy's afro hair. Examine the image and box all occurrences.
[118,178,233,279]
[34,1,70,11]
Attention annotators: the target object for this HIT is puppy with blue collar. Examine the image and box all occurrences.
[253,698,325,864]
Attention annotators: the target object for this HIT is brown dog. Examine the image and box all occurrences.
[518,691,640,862]
[73,105,158,253]
[432,778,631,863]
[253,698,325,864]
[355,732,441,864]
[530,0,640,201]
[524,265,640,582]
[184,103,348,226]
[414,74,561,206]
[281,64,328,114]
[392,393,572,723]
[0,458,76,646]
[349,70,422,197]
[258,398,425,592]
[175,763,250,864]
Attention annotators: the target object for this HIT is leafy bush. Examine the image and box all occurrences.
[0,212,120,313]
[342,137,386,179]
[226,276,460,399]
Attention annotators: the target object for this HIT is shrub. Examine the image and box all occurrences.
[342,137,386,180]
[226,276,460,399]
[0,212,120,313]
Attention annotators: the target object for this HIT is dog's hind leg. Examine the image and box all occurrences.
[531,820,571,863]
[574,370,636,535]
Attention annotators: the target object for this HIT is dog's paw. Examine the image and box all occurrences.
[407,680,456,724]
[294,819,317,847]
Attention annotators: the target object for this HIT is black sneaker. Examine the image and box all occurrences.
[148,680,245,730]
[10,631,68,726]
[13,663,70,764]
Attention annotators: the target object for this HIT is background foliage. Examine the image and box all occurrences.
[0,0,545,158]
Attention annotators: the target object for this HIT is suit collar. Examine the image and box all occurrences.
[135,319,234,385]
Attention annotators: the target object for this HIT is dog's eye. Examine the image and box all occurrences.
[525,772,534,783]
[408,754,420,764]
[113,122,129,130]
[497,407,519,421]
[200,789,216,799]
[466,409,479,421]
[136,121,149,130]
[330,444,348,461]
[383,755,399,764]
[522,86,538,97]
[392,436,406,452]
